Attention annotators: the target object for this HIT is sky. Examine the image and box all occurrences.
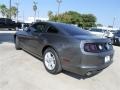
[0,0,120,28]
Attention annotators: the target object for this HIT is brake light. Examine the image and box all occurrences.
[84,43,110,53]
[83,42,112,53]
[84,43,98,52]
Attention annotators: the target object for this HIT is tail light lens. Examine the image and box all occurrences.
[84,43,98,52]
[84,43,112,53]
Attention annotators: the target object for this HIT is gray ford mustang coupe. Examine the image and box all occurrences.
[14,21,114,76]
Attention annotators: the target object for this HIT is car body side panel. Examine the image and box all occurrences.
[39,33,70,60]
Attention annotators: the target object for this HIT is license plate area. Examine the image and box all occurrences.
[105,56,111,63]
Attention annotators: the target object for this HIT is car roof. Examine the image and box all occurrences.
[33,21,68,26]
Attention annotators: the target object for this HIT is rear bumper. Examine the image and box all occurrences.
[65,50,114,76]
[76,60,113,76]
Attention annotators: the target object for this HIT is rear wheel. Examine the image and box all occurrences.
[43,48,62,74]
[15,36,21,50]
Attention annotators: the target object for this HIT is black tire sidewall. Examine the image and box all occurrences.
[15,36,21,50]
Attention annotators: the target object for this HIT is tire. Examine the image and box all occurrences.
[118,39,120,46]
[43,48,62,74]
[15,36,21,50]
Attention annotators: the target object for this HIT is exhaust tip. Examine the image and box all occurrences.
[86,72,92,76]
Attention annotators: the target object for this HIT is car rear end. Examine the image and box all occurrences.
[54,23,114,76]
[72,38,114,76]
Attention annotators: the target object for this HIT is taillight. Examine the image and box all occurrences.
[84,43,97,52]
[84,43,98,53]
[84,43,111,53]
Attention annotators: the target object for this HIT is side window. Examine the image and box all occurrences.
[47,26,58,34]
[32,24,46,33]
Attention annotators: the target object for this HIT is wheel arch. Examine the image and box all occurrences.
[42,45,58,56]
[42,45,63,73]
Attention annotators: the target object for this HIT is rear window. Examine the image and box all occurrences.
[55,23,92,36]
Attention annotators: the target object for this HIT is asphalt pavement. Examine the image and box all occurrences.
[0,31,120,90]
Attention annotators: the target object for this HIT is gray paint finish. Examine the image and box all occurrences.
[14,22,114,76]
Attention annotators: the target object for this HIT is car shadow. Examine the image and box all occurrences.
[113,44,120,47]
[62,70,83,79]
[0,32,15,44]
[62,70,102,80]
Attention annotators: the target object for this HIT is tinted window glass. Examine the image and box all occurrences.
[32,23,46,32]
[0,18,12,24]
[47,26,58,33]
[55,23,92,36]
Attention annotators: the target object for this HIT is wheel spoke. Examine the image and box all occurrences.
[44,52,56,70]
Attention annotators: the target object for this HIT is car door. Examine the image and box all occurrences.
[26,23,48,57]
[18,27,36,52]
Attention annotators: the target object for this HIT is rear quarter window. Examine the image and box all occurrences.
[47,26,59,34]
